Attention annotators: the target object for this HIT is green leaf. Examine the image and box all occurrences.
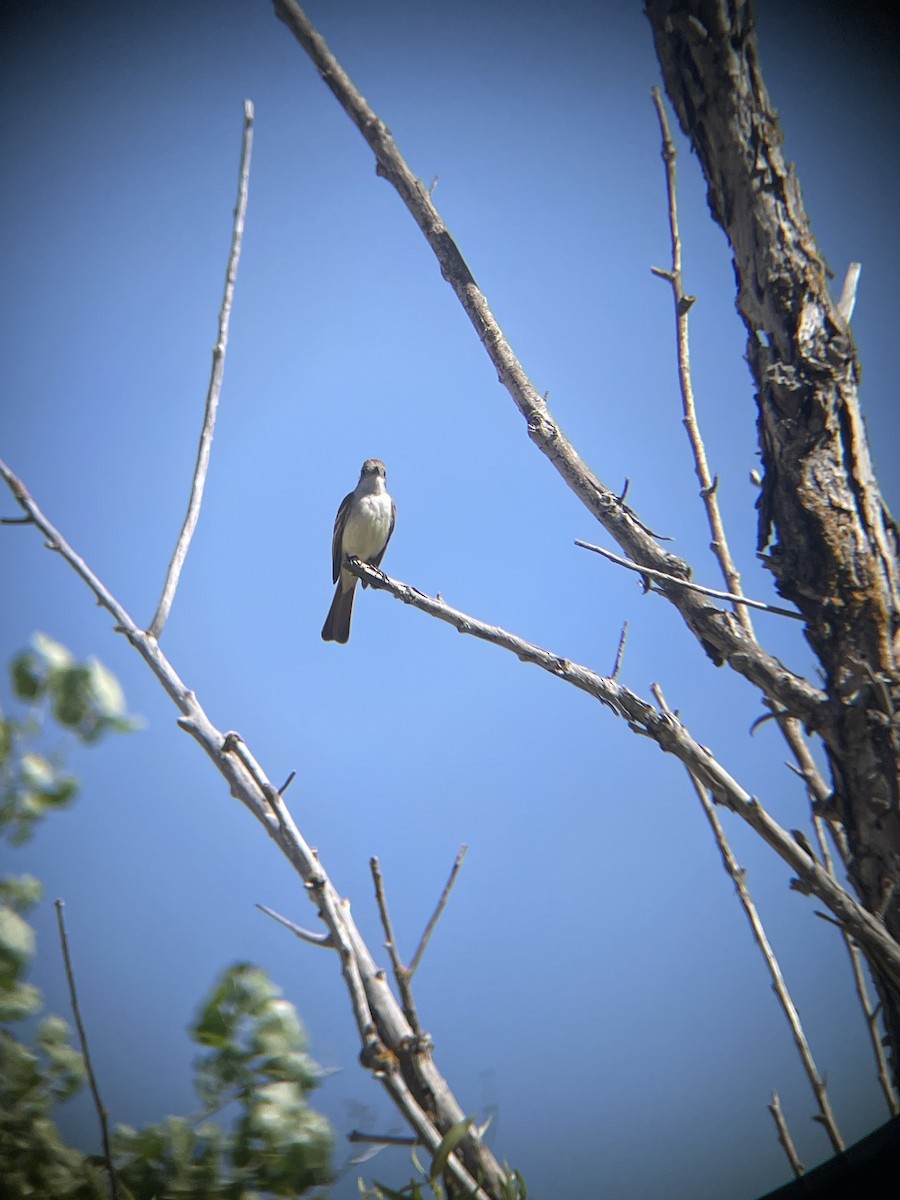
[428,1115,475,1184]
[10,651,45,701]
[86,658,127,719]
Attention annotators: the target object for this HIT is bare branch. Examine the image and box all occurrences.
[0,461,500,1196]
[574,539,803,620]
[148,100,255,640]
[653,685,844,1153]
[256,902,334,948]
[54,900,121,1200]
[836,262,861,325]
[371,856,420,1034]
[342,557,900,988]
[408,844,469,978]
[651,86,755,634]
[768,1091,805,1179]
[271,0,827,729]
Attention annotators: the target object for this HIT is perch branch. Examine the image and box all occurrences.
[574,540,803,620]
[652,686,844,1153]
[342,555,900,989]
[55,900,121,1200]
[148,100,255,639]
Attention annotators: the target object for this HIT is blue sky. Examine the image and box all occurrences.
[2,2,899,1197]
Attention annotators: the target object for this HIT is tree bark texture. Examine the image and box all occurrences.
[645,0,900,1079]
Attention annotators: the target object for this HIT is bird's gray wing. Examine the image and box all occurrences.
[331,490,354,583]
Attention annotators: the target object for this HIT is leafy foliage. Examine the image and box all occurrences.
[1,633,140,843]
[0,639,334,1199]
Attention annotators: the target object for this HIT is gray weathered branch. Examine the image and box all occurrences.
[0,459,500,1198]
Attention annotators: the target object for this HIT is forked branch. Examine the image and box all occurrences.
[371,846,469,1036]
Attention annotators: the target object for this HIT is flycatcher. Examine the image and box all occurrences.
[321,459,396,644]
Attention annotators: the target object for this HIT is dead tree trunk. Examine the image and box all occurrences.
[645,0,900,1079]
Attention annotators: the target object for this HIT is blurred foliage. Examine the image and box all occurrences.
[1,632,141,844]
[0,638,334,1199]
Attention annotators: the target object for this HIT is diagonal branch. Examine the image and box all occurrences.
[342,555,900,989]
[148,100,255,640]
[0,459,500,1198]
[271,0,827,731]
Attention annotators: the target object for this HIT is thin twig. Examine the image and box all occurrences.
[148,100,255,639]
[256,902,334,947]
[610,621,629,680]
[574,539,803,620]
[652,685,844,1154]
[650,87,755,633]
[768,1091,805,1178]
[649,92,882,1080]
[54,900,121,1200]
[408,844,469,977]
[348,1130,419,1146]
[371,856,420,1033]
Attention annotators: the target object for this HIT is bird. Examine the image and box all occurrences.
[321,459,396,644]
